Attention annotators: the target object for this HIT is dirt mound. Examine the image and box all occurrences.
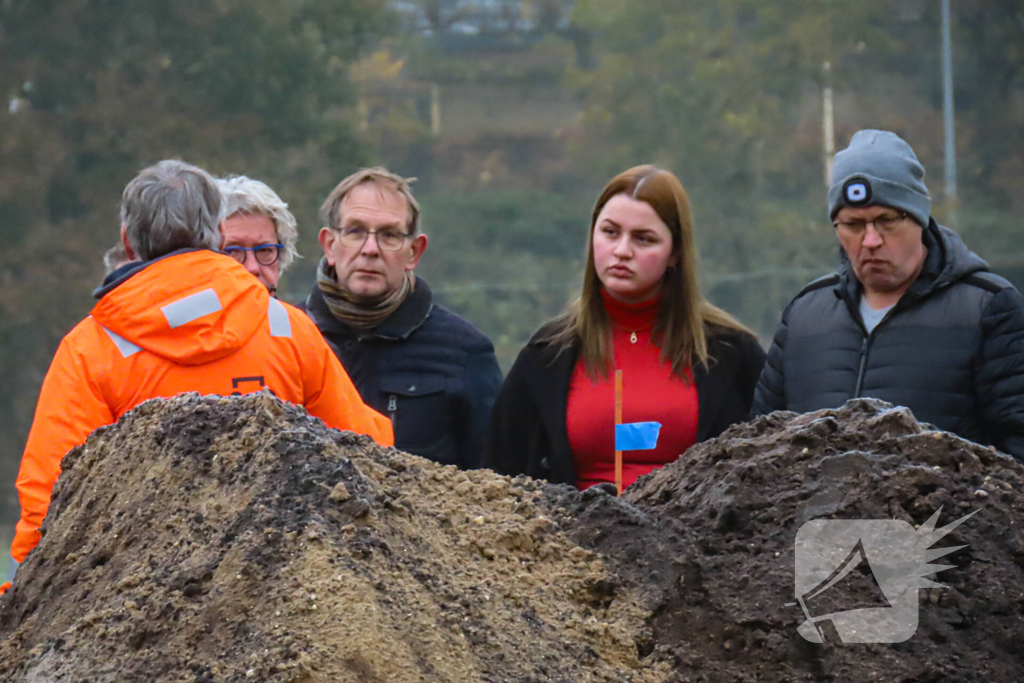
[569,399,1024,681]
[0,394,666,682]
[2,396,1023,682]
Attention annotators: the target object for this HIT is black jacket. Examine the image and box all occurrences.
[752,221,1024,460]
[302,277,503,468]
[483,323,766,484]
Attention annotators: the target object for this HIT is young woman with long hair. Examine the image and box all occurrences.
[484,165,766,490]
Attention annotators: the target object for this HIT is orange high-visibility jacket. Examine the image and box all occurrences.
[9,250,392,571]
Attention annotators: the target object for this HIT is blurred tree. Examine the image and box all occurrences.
[860,2,1024,213]
[0,0,391,527]
[795,2,1024,264]
[955,4,1024,211]
[415,189,590,367]
[523,0,570,33]
[568,1,891,263]
[562,0,1024,330]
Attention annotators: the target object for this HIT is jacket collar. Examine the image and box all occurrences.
[93,248,209,299]
[308,275,434,341]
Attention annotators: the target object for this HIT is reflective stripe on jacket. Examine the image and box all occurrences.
[11,250,392,566]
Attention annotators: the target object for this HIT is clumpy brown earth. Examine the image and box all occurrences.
[0,394,665,682]
[1,396,1023,682]
[610,400,1024,682]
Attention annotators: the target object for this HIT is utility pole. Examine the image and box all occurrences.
[941,0,958,220]
[823,61,836,187]
[430,83,441,138]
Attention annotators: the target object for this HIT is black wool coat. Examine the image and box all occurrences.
[482,324,766,485]
[301,277,503,469]
[752,221,1024,461]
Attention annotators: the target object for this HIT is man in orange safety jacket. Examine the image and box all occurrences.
[4,160,392,593]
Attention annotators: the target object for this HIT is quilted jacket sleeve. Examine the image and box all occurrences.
[750,305,790,417]
[975,286,1024,461]
[738,333,768,416]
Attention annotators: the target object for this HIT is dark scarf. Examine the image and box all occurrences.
[316,256,415,330]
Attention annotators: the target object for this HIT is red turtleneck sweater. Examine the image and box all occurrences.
[566,290,699,491]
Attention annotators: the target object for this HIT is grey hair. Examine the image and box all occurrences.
[216,175,300,272]
[120,160,223,260]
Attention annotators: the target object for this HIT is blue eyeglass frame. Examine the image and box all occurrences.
[223,243,285,266]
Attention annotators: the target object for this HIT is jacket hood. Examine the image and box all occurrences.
[90,251,270,366]
[837,219,990,302]
[94,259,147,297]
[927,221,990,287]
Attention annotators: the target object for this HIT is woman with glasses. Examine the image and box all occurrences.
[484,165,766,491]
[216,176,299,296]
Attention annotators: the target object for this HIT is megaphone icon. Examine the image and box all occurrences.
[796,538,893,643]
[792,511,977,644]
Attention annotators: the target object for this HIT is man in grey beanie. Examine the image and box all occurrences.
[752,129,1024,461]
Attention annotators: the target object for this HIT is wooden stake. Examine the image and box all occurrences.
[614,369,623,496]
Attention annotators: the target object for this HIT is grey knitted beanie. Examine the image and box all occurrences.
[828,130,931,228]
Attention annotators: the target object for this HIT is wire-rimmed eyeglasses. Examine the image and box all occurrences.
[332,226,410,252]
[833,212,909,235]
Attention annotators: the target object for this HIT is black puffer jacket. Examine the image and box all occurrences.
[752,220,1024,460]
[301,277,503,468]
[484,323,766,484]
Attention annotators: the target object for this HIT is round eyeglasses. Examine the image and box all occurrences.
[223,244,284,266]
[334,226,410,252]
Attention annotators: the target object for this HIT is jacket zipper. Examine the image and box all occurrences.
[841,267,925,400]
[854,336,870,397]
[387,394,398,429]
[853,305,901,397]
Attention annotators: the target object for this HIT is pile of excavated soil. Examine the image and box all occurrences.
[2,395,1024,682]
[0,393,666,682]
[571,399,1024,682]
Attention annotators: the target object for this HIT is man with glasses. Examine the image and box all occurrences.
[752,130,1024,460]
[303,167,502,469]
[217,176,299,297]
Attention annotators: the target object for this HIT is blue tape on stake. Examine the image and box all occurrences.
[615,422,662,451]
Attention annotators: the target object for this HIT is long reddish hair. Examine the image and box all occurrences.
[547,165,754,379]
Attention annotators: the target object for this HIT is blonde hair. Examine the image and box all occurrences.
[319,167,421,234]
[548,165,754,380]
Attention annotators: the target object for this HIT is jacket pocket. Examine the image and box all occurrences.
[379,375,452,456]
